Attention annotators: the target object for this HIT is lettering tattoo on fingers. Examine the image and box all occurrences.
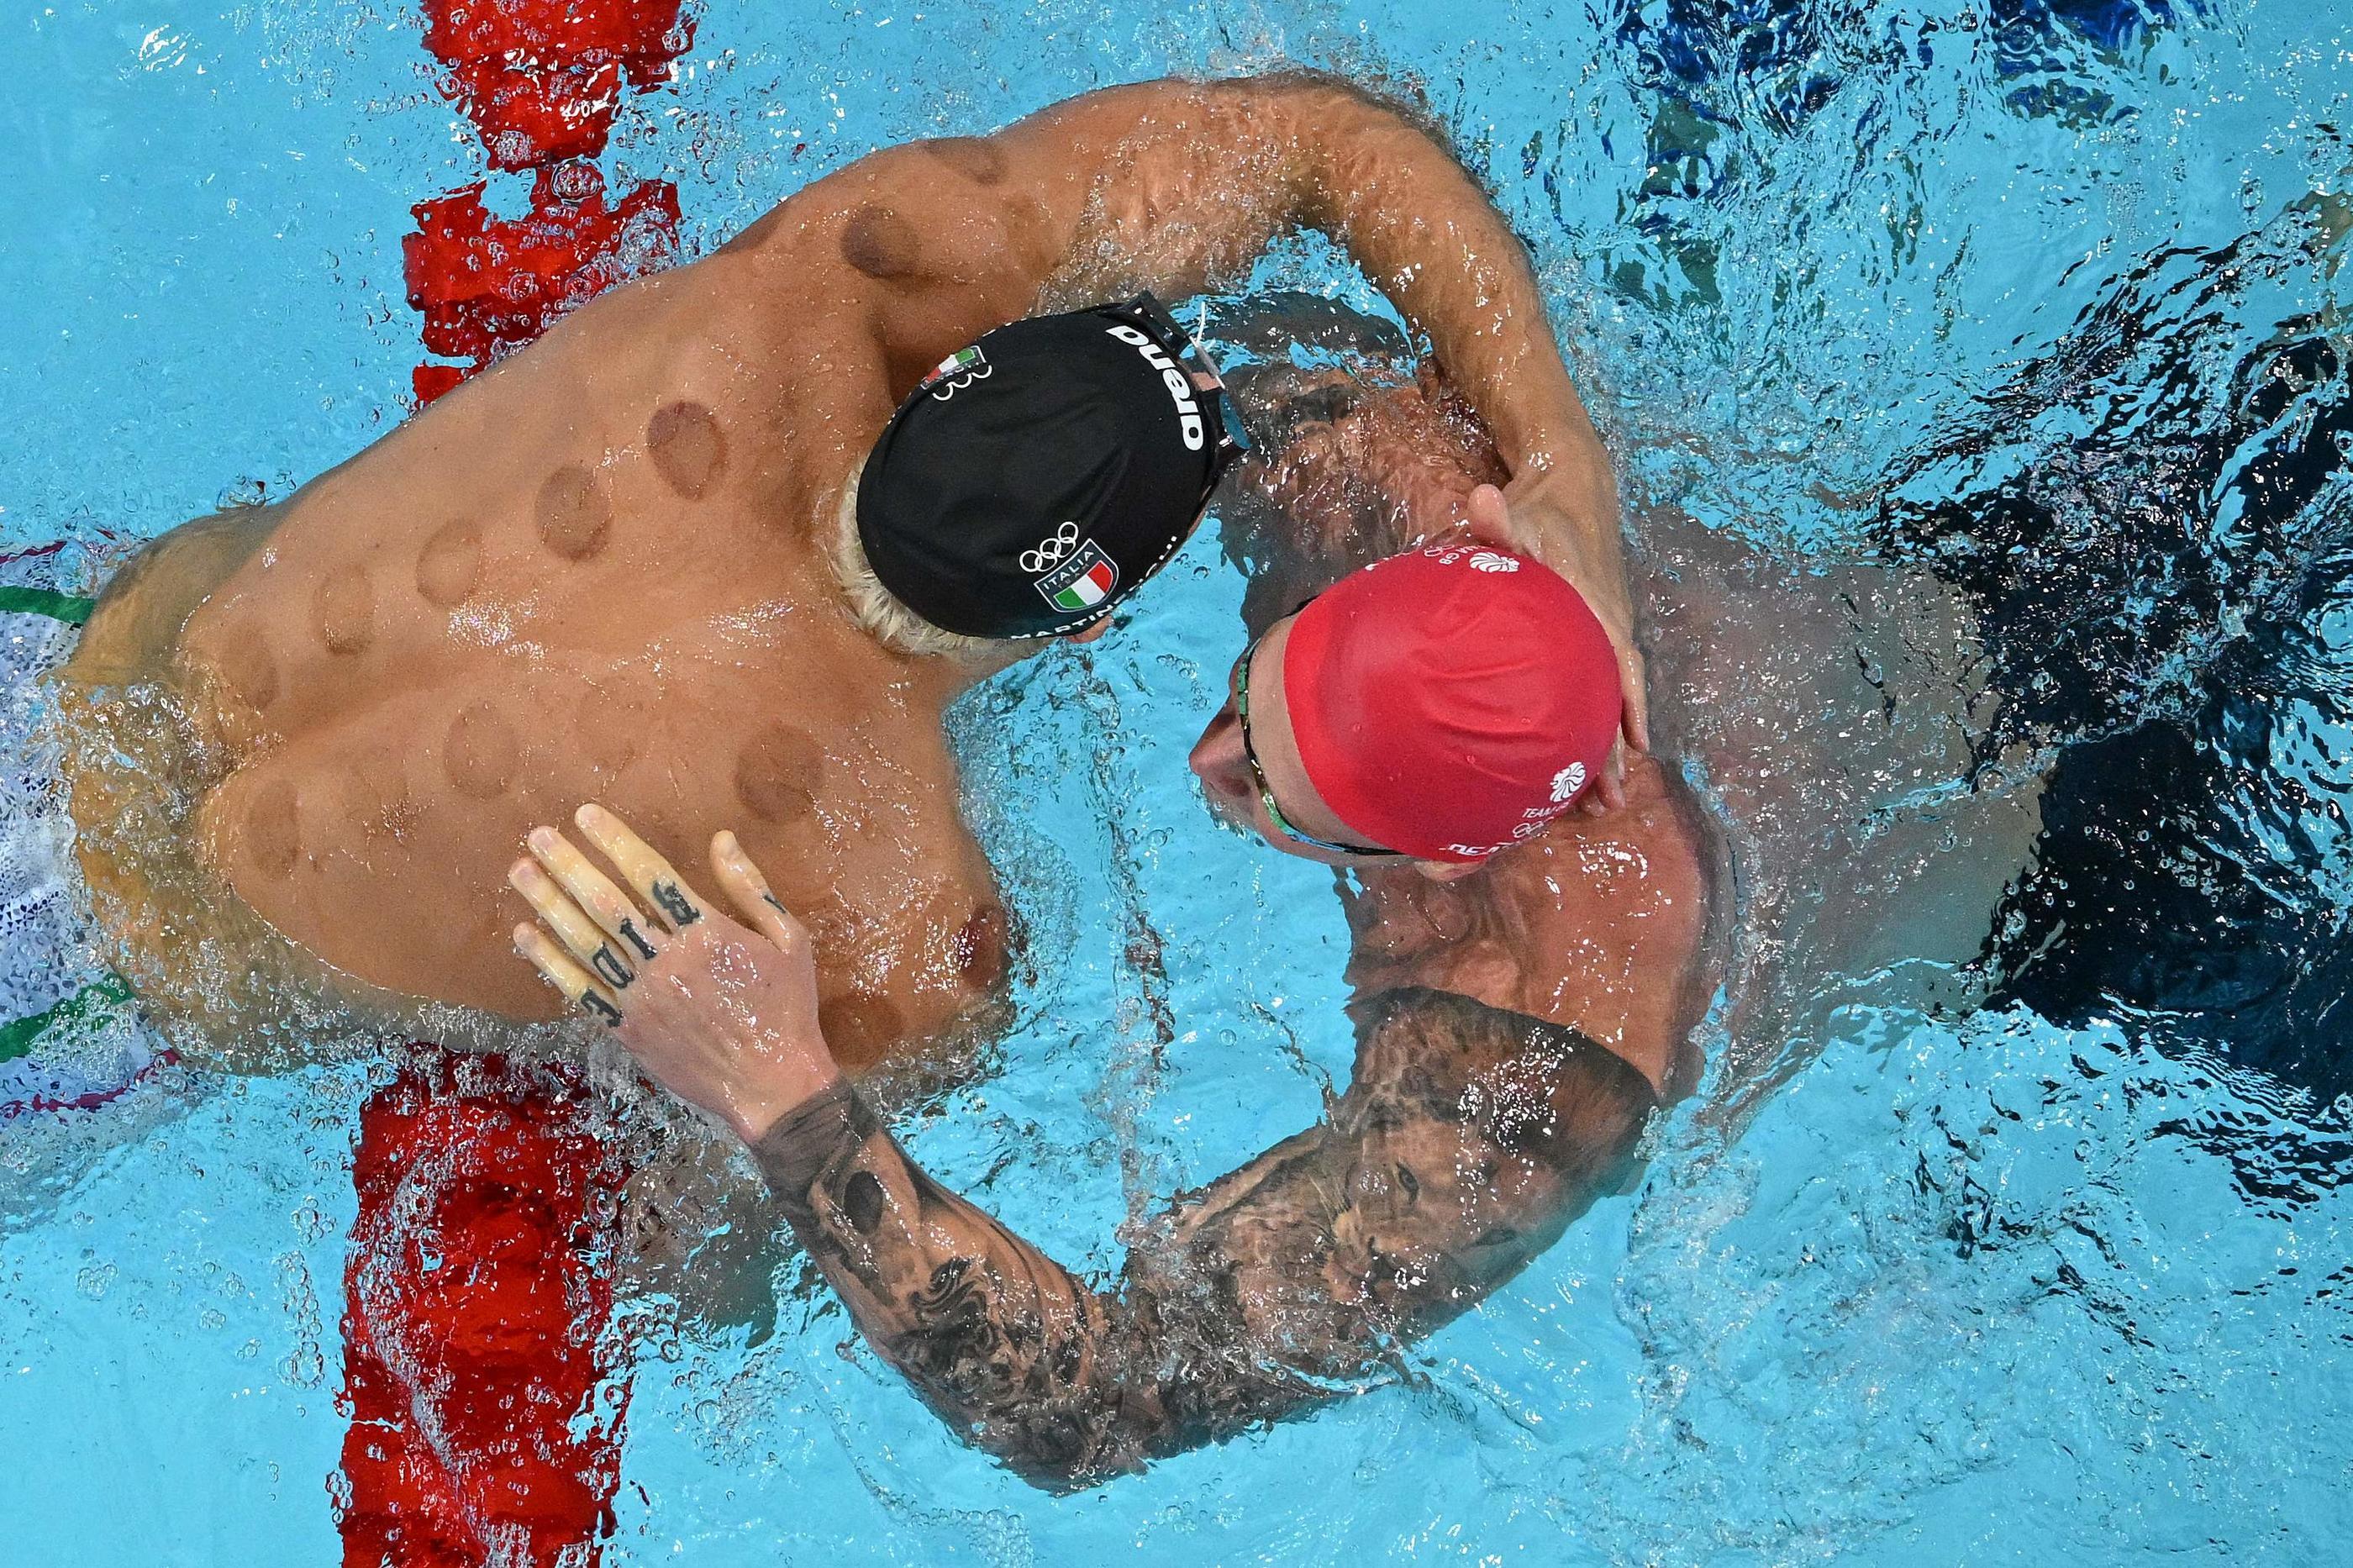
[589,944,634,990]
[580,991,624,1027]
[618,917,657,960]
[652,881,702,927]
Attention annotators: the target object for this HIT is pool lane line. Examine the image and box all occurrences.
[0,974,134,1066]
[0,971,174,1123]
[0,586,96,624]
[0,1048,179,1120]
[406,0,691,402]
[339,1052,631,1568]
[0,574,132,1113]
[337,2,695,1561]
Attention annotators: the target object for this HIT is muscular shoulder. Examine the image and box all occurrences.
[724,137,1029,276]
[1342,757,1724,1097]
[713,133,1060,395]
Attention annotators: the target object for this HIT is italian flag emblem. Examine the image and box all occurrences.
[920,345,991,400]
[1053,558,1116,611]
[1035,539,1119,613]
[931,346,982,381]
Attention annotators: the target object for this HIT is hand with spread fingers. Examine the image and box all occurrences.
[509,803,840,1139]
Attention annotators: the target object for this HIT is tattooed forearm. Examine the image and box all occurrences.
[753,1081,1167,1485]
[751,988,1657,1489]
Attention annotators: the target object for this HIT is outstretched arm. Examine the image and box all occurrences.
[505,808,1657,1490]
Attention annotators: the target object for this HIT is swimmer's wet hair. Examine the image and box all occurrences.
[826,463,1000,660]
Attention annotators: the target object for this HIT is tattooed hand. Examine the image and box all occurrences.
[508,803,840,1139]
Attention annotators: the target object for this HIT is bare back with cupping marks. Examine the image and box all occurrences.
[58,130,1079,1070]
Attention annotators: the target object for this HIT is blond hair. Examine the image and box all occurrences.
[825,463,1001,660]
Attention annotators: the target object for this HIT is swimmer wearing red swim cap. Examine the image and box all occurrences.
[1189,538,1624,873]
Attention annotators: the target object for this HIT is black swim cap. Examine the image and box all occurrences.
[855,295,1246,640]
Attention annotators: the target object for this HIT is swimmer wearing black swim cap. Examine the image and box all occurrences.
[854,293,1251,640]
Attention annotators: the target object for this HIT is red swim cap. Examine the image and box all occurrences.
[1282,541,1623,862]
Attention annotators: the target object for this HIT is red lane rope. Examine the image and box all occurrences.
[338,1053,631,1566]
[408,165,682,404]
[405,0,688,406]
[341,3,691,1561]
[423,0,693,172]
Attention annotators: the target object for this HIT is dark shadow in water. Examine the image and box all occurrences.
[1882,210,2353,1102]
[1603,0,2345,1103]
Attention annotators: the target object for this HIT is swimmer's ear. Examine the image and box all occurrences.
[1412,858,1482,883]
[1064,618,1113,645]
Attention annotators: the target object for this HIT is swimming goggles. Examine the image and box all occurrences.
[1233,609,1406,859]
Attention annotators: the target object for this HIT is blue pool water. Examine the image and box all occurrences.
[6,0,2353,1562]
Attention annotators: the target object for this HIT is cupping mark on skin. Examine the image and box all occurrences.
[313,563,376,655]
[819,992,906,1067]
[951,902,1010,985]
[924,136,1009,186]
[416,518,483,608]
[245,777,304,879]
[841,203,922,280]
[218,633,280,713]
[646,400,727,500]
[733,721,827,823]
[536,464,613,562]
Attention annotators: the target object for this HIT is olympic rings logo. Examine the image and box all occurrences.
[1021,520,1082,575]
[927,363,992,401]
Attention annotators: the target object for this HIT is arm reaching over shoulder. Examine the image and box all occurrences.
[506,808,1658,1490]
[797,76,1643,744]
[1012,78,1595,481]
[1030,75,1645,748]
